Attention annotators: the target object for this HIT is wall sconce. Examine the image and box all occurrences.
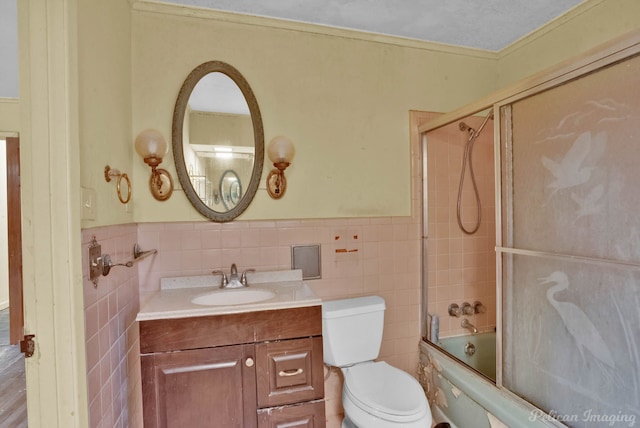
[266,136,295,199]
[134,129,174,201]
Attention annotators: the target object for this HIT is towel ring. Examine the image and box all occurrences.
[105,165,132,204]
[117,173,131,204]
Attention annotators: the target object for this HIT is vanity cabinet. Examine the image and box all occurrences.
[139,305,325,428]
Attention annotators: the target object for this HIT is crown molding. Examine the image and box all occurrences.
[497,0,606,58]
[131,0,498,60]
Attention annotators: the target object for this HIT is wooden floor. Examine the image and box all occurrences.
[0,308,27,428]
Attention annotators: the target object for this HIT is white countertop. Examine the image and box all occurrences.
[136,270,321,321]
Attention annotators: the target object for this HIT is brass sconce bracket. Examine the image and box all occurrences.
[104,165,131,204]
[266,162,290,199]
[149,167,174,201]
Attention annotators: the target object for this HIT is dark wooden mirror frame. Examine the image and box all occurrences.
[172,61,264,222]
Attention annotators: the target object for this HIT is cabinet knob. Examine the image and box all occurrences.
[245,357,254,367]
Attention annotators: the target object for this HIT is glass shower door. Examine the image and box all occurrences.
[499,52,640,426]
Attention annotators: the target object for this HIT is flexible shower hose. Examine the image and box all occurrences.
[456,130,482,235]
[456,110,493,235]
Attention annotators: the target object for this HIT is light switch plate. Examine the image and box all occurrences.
[81,187,96,220]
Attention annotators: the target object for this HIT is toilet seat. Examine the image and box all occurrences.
[342,361,429,423]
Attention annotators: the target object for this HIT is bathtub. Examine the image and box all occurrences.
[419,341,557,428]
[438,331,496,381]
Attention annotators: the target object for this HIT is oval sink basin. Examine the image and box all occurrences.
[191,288,276,306]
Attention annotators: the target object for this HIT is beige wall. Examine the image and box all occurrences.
[130,2,498,224]
[79,0,133,228]
[497,0,640,86]
[0,98,19,132]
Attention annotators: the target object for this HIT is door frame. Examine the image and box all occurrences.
[4,135,23,345]
[18,0,89,425]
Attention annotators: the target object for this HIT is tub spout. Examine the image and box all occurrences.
[461,318,478,334]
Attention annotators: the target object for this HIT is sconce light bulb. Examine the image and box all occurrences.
[135,128,168,160]
[267,136,295,164]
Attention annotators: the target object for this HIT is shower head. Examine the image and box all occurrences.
[459,121,474,133]
[459,110,494,135]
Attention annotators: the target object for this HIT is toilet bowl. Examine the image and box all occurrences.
[342,361,431,427]
[322,296,432,428]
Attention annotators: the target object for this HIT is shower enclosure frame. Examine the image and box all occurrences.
[419,27,640,422]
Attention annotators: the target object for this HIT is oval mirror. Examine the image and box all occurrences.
[172,61,264,222]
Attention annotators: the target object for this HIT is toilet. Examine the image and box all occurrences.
[322,296,432,428]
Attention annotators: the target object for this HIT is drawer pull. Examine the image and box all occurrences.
[278,368,303,377]
[245,358,254,367]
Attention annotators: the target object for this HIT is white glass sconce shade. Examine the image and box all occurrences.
[267,136,295,164]
[266,136,295,199]
[135,128,168,164]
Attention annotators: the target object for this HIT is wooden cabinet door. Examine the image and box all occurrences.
[141,344,257,428]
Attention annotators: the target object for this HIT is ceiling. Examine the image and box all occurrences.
[167,0,585,51]
[0,0,587,98]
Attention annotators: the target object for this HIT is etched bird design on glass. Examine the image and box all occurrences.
[571,184,605,218]
[538,271,615,371]
[540,131,606,196]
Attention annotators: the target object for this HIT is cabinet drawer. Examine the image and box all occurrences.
[257,400,326,428]
[256,337,324,408]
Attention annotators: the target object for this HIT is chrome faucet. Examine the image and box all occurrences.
[461,318,478,334]
[241,269,256,286]
[213,264,254,289]
[212,269,228,288]
[229,263,239,282]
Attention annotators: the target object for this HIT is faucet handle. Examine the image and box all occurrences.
[448,303,461,317]
[212,270,228,288]
[461,302,474,316]
[241,269,256,286]
[473,301,486,314]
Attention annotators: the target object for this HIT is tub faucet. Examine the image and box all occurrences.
[461,318,478,334]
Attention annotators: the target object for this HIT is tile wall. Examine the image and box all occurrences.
[135,213,422,425]
[425,115,497,337]
[82,225,143,428]
[81,111,431,427]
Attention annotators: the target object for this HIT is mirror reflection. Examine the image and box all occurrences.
[172,61,264,222]
[219,169,242,210]
[183,72,254,212]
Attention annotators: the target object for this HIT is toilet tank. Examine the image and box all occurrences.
[321,296,385,367]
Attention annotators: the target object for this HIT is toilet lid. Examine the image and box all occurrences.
[343,362,428,419]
